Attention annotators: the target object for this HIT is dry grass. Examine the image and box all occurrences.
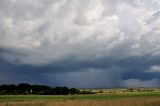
[0,97,160,106]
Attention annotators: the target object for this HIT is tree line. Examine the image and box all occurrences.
[0,83,80,95]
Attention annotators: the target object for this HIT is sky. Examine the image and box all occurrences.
[0,0,160,88]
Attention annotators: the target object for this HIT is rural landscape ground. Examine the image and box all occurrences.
[0,88,160,106]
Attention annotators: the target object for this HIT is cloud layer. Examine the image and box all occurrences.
[0,0,160,88]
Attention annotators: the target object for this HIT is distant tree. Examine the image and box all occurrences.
[99,90,103,93]
[69,88,80,94]
[17,83,31,94]
[55,87,69,95]
[0,83,81,95]
[7,84,16,94]
[31,85,50,95]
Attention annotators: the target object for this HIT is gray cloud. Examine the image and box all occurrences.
[0,0,160,87]
[145,11,160,24]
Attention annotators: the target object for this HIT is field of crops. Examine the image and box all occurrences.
[0,91,160,106]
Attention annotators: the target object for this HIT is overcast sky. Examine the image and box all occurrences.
[0,0,160,88]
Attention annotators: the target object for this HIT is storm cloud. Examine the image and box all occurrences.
[0,0,160,88]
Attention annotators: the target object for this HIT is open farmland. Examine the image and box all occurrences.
[0,90,160,106]
[0,98,160,106]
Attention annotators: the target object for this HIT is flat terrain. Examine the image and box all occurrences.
[1,92,160,101]
[0,90,160,106]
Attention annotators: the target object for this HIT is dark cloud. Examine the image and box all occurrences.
[1,52,160,87]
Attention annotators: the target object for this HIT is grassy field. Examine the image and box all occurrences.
[0,98,160,106]
[0,91,160,106]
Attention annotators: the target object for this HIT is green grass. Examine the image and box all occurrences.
[0,92,160,102]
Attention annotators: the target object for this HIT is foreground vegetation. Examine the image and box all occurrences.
[0,97,160,106]
[0,92,160,106]
[1,92,160,101]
